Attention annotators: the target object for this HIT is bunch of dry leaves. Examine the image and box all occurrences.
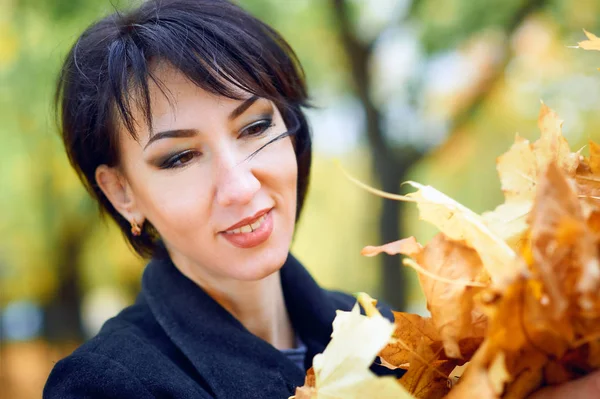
[291,31,600,399]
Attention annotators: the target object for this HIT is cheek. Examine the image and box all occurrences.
[135,170,213,236]
[265,138,298,200]
[269,139,299,234]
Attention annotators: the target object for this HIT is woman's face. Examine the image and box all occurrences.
[100,64,298,283]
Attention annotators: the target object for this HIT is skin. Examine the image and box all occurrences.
[96,63,297,349]
[530,371,600,398]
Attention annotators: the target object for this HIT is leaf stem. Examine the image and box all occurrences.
[403,258,487,288]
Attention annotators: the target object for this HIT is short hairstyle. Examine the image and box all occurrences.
[56,0,312,258]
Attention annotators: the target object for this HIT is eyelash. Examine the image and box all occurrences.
[159,118,274,169]
[239,118,274,139]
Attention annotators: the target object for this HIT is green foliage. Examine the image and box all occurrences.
[415,0,526,53]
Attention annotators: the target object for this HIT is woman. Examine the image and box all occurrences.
[44,1,378,397]
[43,0,599,398]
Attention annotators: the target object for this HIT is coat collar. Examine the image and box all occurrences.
[141,253,340,398]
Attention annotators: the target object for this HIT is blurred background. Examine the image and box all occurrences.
[1,0,600,397]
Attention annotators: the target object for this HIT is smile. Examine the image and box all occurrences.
[224,213,267,234]
[220,208,274,249]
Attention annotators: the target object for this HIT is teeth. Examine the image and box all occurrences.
[250,215,265,231]
[226,214,267,234]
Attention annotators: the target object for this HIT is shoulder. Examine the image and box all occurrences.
[43,350,154,399]
[44,301,155,399]
[44,300,210,399]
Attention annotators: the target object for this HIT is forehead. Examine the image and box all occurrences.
[146,62,250,123]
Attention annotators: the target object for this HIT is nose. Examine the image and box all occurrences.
[215,154,261,207]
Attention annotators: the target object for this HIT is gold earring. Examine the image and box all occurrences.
[131,221,142,236]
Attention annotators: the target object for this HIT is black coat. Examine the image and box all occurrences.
[44,253,400,398]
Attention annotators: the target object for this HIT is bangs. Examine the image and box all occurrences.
[104,1,307,138]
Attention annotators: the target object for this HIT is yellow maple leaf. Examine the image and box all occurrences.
[576,29,600,51]
[535,103,579,175]
[291,298,413,399]
[482,103,579,250]
[493,103,578,203]
[496,134,538,203]
[402,181,521,288]
[481,201,531,250]
[341,164,523,287]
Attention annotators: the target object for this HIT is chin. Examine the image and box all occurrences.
[230,244,290,281]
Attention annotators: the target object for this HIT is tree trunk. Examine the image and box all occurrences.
[378,167,406,309]
[331,0,417,309]
[43,227,86,342]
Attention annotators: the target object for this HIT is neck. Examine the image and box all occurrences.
[174,258,296,350]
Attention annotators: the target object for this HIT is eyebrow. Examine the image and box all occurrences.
[144,96,260,150]
[228,95,259,121]
[144,129,198,150]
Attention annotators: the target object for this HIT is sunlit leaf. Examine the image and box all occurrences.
[292,298,413,399]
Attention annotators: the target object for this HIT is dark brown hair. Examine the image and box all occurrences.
[56,0,312,258]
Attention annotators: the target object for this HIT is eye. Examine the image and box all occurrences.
[240,119,274,138]
[160,150,199,169]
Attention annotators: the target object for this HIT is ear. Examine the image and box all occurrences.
[95,165,144,225]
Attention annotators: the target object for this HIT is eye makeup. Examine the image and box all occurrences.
[147,99,280,170]
[238,117,275,139]
[158,150,201,169]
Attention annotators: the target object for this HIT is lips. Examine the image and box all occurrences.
[220,208,274,249]
[222,207,272,232]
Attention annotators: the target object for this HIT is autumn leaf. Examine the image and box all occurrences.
[445,355,497,399]
[361,236,422,258]
[481,201,531,251]
[293,385,316,399]
[334,103,600,399]
[293,369,317,399]
[400,181,523,288]
[378,312,441,369]
[496,102,580,199]
[451,164,600,398]
[362,233,488,359]
[340,165,518,288]
[482,104,580,251]
[588,141,600,174]
[503,355,545,399]
[398,338,455,398]
[575,29,600,51]
[535,103,580,175]
[292,299,412,399]
[494,103,579,201]
[448,278,548,399]
[484,134,536,249]
[530,162,600,318]
[413,234,488,359]
[575,141,600,219]
[496,134,538,203]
